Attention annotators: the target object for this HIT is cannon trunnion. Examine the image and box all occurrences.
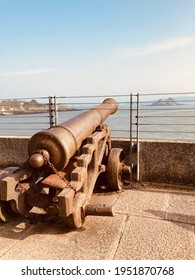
[0,98,130,228]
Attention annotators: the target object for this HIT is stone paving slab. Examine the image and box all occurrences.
[0,187,195,260]
[167,192,195,224]
[114,215,195,260]
[0,214,127,260]
[113,188,168,219]
[0,219,34,257]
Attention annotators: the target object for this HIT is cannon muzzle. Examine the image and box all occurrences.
[28,98,118,170]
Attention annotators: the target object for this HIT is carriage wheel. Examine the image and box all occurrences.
[107,148,125,191]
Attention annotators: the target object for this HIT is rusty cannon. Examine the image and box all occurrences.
[0,98,130,228]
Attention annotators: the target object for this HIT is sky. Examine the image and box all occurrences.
[0,0,195,99]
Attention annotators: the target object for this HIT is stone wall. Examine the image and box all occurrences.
[139,140,195,186]
[1,137,195,186]
[0,136,29,168]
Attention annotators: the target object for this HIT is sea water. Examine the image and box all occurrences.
[0,104,195,141]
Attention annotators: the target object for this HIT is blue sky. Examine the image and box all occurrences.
[0,0,195,99]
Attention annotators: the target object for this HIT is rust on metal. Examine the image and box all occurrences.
[85,204,114,216]
[41,172,69,190]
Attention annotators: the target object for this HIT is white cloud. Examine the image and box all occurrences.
[0,68,56,77]
[113,36,195,58]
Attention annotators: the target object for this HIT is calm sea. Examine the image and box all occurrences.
[1,104,195,141]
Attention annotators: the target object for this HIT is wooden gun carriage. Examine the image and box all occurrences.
[0,98,130,228]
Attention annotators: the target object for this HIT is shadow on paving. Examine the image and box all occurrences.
[0,213,85,241]
[145,209,195,233]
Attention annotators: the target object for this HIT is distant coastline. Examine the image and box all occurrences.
[0,99,73,115]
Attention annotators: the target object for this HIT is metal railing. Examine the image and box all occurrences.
[128,92,195,180]
[1,92,195,142]
[134,92,195,141]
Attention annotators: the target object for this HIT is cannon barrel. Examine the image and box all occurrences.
[28,98,118,170]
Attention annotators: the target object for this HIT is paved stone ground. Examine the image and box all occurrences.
[0,186,195,260]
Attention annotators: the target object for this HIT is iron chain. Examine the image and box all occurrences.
[40,152,73,189]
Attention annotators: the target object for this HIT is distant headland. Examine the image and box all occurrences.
[0,99,72,115]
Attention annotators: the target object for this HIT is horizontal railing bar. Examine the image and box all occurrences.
[111,130,130,132]
[0,122,49,125]
[0,128,46,131]
[56,94,130,99]
[138,107,195,110]
[0,115,49,118]
[120,133,195,135]
[138,137,194,141]
[139,92,195,96]
[57,101,131,105]
[57,108,131,112]
[138,115,195,118]
[137,131,195,134]
[136,123,195,126]
[0,97,49,101]
[0,103,50,106]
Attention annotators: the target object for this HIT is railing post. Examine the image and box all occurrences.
[129,93,133,180]
[54,95,58,126]
[49,96,54,128]
[136,93,140,181]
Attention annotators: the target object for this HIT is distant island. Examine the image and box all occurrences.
[151,98,181,106]
[0,99,72,115]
